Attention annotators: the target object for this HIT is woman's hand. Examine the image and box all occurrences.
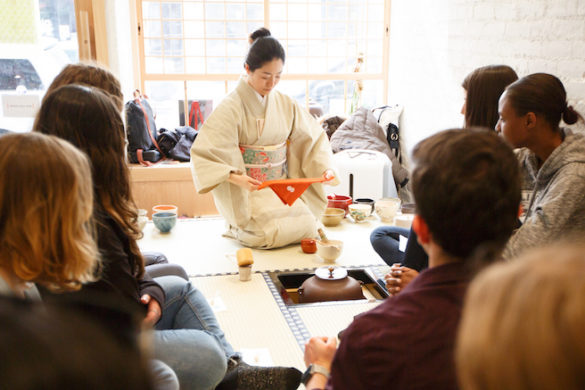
[141,294,162,327]
[322,169,335,181]
[384,264,419,296]
[228,173,261,191]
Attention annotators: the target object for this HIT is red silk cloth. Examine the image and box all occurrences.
[258,177,334,206]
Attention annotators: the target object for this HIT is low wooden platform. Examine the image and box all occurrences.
[129,162,218,218]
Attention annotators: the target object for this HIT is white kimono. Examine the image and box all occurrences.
[191,79,337,248]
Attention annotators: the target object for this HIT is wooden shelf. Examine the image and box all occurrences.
[129,162,218,218]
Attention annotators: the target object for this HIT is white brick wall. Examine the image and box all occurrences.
[388,0,585,154]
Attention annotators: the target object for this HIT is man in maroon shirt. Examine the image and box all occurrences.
[303,129,521,390]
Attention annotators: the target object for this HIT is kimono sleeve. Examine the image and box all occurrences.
[190,96,244,193]
[286,101,339,217]
[287,101,337,181]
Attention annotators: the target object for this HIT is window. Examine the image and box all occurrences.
[0,0,80,132]
[137,0,389,128]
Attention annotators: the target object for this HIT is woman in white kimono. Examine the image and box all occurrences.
[191,29,337,248]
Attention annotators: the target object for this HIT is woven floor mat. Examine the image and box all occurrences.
[139,216,391,276]
[192,273,306,371]
[295,302,381,341]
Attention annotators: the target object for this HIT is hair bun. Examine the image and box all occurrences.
[249,27,271,43]
[563,104,580,125]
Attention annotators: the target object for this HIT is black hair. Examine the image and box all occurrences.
[245,28,285,71]
[505,73,584,128]
[249,27,271,42]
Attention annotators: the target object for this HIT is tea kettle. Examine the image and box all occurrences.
[298,267,365,303]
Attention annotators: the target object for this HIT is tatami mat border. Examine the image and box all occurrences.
[262,273,311,351]
[189,264,385,278]
[191,265,390,350]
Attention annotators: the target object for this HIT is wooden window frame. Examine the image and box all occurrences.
[135,0,391,120]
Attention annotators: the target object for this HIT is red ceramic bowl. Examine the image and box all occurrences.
[327,195,352,216]
[301,238,317,254]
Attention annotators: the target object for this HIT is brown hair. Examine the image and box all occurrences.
[504,73,584,128]
[46,62,124,111]
[462,65,518,129]
[411,128,520,259]
[33,84,145,278]
[0,133,98,292]
[457,244,585,390]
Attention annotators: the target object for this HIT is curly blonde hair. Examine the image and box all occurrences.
[0,133,98,292]
[456,243,585,390]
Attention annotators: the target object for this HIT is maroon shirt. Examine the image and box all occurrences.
[326,262,469,390]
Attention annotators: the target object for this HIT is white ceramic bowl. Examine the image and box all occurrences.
[375,198,401,222]
[316,239,343,262]
[394,214,415,228]
[348,203,372,222]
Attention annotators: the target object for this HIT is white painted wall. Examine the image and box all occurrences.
[104,0,135,104]
[388,0,585,155]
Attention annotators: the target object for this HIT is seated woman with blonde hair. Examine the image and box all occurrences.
[0,132,179,390]
[0,132,97,298]
[456,242,585,390]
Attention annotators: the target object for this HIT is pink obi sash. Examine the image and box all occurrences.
[239,141,287,182]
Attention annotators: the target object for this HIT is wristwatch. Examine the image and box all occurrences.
[301,364,330,385]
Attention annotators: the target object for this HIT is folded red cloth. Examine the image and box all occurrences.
[258,177,334,206]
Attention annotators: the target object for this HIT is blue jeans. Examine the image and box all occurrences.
[370,226,410,266]
[150,359,179,390]
[370,226,429,271]
[153,275,235,390]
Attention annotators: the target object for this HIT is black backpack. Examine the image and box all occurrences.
[125,91,163,165]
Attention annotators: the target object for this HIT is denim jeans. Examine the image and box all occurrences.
[153,275,235,390]
[370,226,410,266]
[370,226,429,272]
[150,359,179,390]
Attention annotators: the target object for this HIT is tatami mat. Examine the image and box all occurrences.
[192,273,306,371]
[295,302,381,341]
[139,215,392,276]
[142,215,396,378]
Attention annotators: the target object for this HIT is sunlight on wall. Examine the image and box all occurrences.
[388,0,462,158]
[388,0,585,155]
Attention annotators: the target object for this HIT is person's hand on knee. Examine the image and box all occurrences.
[384,264,419,296]
[141,294,162,326]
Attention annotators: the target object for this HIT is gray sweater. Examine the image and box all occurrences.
[503,132,585,259]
